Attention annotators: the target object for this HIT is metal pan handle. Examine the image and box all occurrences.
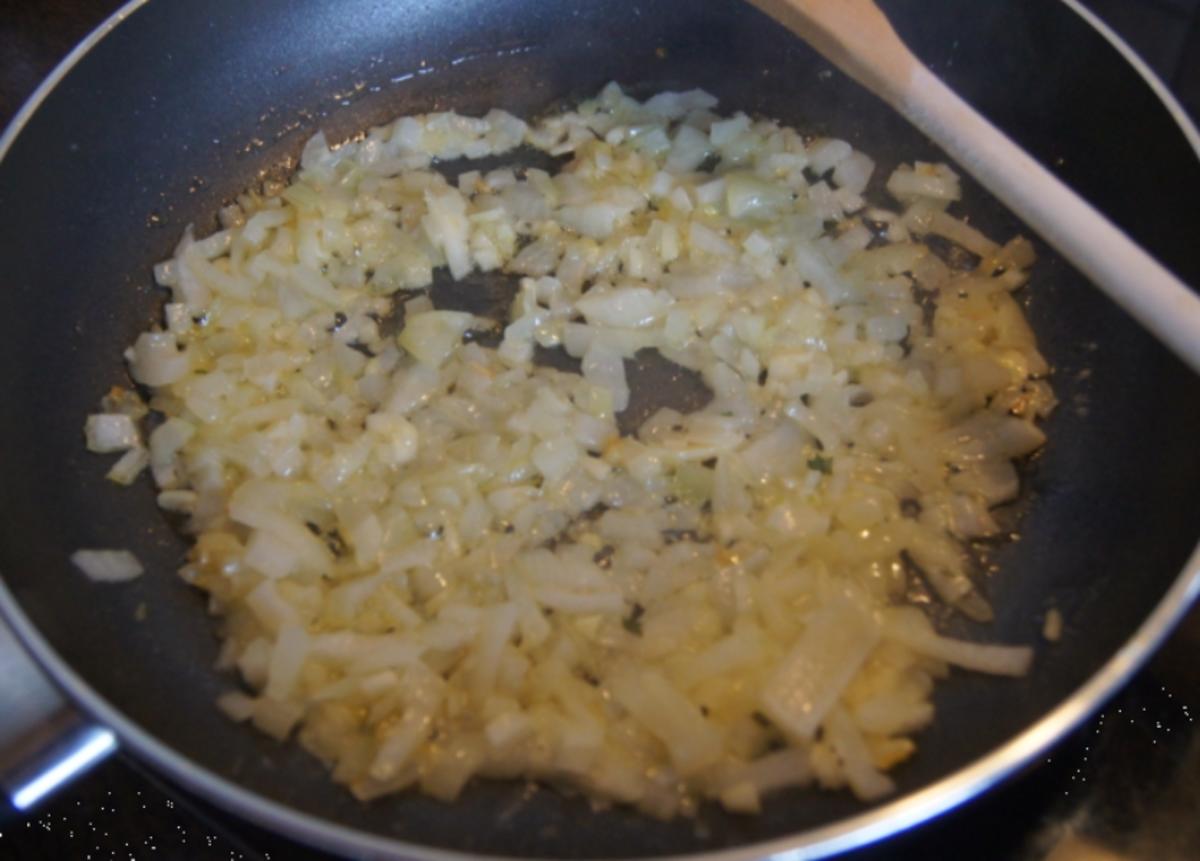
[0,614,116,815]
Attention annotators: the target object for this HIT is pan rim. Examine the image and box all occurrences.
[1,0,1198,858]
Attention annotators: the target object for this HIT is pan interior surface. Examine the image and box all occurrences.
[0,0,1198,856]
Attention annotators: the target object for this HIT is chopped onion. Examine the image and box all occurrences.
[761,595,880,740]
[608,668,723,777]
[887,161,961,204]
[107,446,149,485]
[85,413,140,453]
[397,310,474,367]
[883,608,1034,676]
[127,332,189,386]
[71,549,144,582]
[82,83,1052,819]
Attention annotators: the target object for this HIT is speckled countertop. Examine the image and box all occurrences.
[1,1,1198,859]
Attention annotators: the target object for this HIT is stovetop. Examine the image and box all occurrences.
[1,1,1198,858]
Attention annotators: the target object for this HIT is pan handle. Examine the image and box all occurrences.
[0,614,116,815]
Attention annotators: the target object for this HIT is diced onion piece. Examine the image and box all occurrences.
[761,595,880,740]
[157,489,197,512]
[532,435,580,482]
[244,529,301,580]
[582,338,630,412]
[576,286,671,328]
[824,706,895,801]
[71,549,144,582]
[266,623,310,701]
[216,690,257,722]
[725,172,792,220]
[832,151,875,195]
[883,609,1033,676]
[107,446,150,485]
[887,162,961,204]
[127,332,189,386]
[85,413,140,453]
[422,189,473,279]
[807,138,852,175]
[366,413,419,465]
[608,668,723,777]
[665,124,712,173]
[369,664,444,780]
[397,310,474,367]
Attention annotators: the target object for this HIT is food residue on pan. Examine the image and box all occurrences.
[82,83,1054,817]
[1043,608,1064,643]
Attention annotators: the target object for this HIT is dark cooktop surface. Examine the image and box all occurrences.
[1,1,1198,858]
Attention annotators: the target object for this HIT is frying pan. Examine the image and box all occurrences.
[1,0,1198,857]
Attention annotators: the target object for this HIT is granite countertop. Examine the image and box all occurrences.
[1,2,1197,859]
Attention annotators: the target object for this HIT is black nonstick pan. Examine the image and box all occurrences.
[1,0,1198,858]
